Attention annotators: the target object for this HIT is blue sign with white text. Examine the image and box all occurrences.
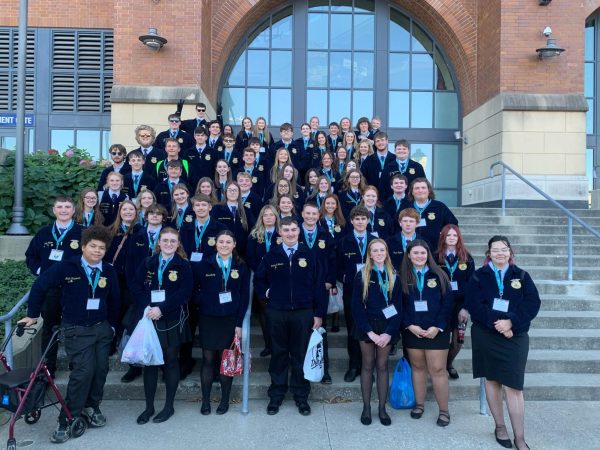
[0,113,35,127]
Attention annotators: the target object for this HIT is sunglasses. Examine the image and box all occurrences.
[110,152,123,156]
[138,134,152,138]
[169,119,180,123]
[197,108,206,112]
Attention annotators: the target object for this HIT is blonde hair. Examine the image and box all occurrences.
[362,239,396,302]
[250,204,280,243]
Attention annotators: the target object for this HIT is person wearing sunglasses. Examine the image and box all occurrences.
[181,102,209,134]
[155,113,194,151]
[132,125,166,176]
[97,143,131,192]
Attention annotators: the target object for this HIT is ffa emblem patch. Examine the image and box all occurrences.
[459,263,467,271]
[168,271,178,282]
[151,157,157,164]
[409,168,415,175]
[334,225,341,233]
[276,237,283,244]
[218,146,223,151]
[232,158,238,164]
[511,279,522,289]
[185,215,193,223]
[378,219,385,226]
[298,258,307,268]
[427,212,436,221]
[427,279,437,288]
[70,240,79,249]
[208,238,216,246]
[231,269,239,279]
[292,148,297,154]
[252,177,258,183]
[205,154,211,161]
[318,240,326,249]
[178,138,183,144]
[98,277,107,288]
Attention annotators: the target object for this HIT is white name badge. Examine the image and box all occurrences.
[370,231,379,238]
[219,291,233,304]
[190,252,203,262]
[356,263,365,272]
[259,146,266,153]
[151,290,166,303]
[414,300,428,312]
[418,218,427,227]
[382,305,398,319]
[450,281,458,291]
[492,298,509,313]
[49,249,64,261]
[86,298,100,310]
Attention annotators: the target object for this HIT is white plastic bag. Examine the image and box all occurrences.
[303,327,325,382]
[327,292,340,314]
[121,307,164,366]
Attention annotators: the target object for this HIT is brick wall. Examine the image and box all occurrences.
[1,0,113,28]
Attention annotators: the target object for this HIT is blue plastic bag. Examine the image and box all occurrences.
[389,357,416,409]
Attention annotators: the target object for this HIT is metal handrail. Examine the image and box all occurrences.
[240,272,253,415]
[489,161,600,280]
[0,291,30,369]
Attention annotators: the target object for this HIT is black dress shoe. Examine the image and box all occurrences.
[296,400,311,416]
[331,325,340,333]
[136,408,154,425]
[216,402,229,415]
[260,348,271,357]
[447,366,459,380]
[344,368,360,383]
[121,366,142,383]
[379,408,391,426]
[494,432,512,448]
[200,400,211,415]
[321,372,332,384]
[360,406,372,425]
[267,400,281,415]
[152,407,174,423]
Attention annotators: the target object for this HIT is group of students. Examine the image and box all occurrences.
[19,107,540,450]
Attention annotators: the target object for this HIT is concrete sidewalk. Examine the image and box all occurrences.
[1,400,598,449]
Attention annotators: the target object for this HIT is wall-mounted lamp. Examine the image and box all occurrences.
[139,28,167,51]
[536,27,565,59]
[538,0,552,5]
[454,130,468,145]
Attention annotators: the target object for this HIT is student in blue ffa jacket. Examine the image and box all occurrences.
[98,172,128,226]
[235,116,254,152]
[123,150,157,200]
[134,190,157,228]
[387,208,424,270]
[361,132,395,187]
[25,196,83,378]
[20,226,119,443]
[382,174,410,228]
[236,172,264,220]
[213,159,234,202]
[379,139,426,199]
[360,186,393,239]
[181,102,209,135]
[155,139,191,184]
[319,193,346,244]
[234,148,267,199]
[154,114,194,151]
[435,224,475,380]
[465,236,540,450]
[272,123,302,173]
[131,227,193,425]
[409,178,458,251]
[153,160,188,211]
[97,144,131,192]
[186,127,215,189]
[337,169,366,219]
[194,230,250,416]
[75,188,104,229]
[352,239,402,426]
[253,116,274,158]
[335,206,376,382]
[168,184,194,230]
[246,205,280,357]
[299,202,336,384]
[253,217,328,416]
[132,125,167,176]
[400,240,453,427]
[206,120,224,154]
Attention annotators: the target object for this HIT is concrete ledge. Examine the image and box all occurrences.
[111,85,203,104]
[0,235,32,261]
[501,93,588,112]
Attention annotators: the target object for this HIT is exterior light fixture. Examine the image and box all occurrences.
[539,0,552,5]
[536,27,565,59]
[139,28,167,51]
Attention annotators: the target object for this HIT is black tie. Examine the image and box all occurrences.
[58,227,66,236]
[111,194,117,203]
[134,174,140,184]
[358,236,364,252]
[308,232,314,242]
[380,155,385,164]
[88,265,98,280]
[267,231,272,241]
[447,253,456,265]
[417,271,423,283]
[231,206,237,216]
[288,248,295,260]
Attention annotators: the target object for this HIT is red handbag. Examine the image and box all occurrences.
[220,335,244,377]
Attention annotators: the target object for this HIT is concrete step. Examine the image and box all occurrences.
[459,224,600,235]
[50,370,600,402]
[461,232,599,245]
[451,207,600,218]
[534,280,600,297]
[530,311,600,329]
[488,254,600,267]
[465,243,600,256]
[540,295,600,311]
[455,215,600,226]
[521,266,598,281]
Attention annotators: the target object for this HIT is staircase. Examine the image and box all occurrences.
[53,207,600,403]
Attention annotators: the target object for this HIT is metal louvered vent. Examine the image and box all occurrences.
[51,30,113,112]
[0,29,36,112]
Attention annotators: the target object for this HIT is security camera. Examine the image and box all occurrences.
[543,27,552,37]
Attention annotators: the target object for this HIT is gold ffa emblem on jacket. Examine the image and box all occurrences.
[298,258,307,268]
[427,279,437,288]
[168,271,178,282]
[427,212,436,221]
[70,240,79,249]
[231,269,239,279]
[511,279,522,289]
[98,277,107,288]
[459,263,467,271]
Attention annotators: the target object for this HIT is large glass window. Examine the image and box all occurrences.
[585,15,600,191]
[221,0,461,203]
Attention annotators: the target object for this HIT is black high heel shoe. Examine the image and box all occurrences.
[360,406,371,425]
[494,427,512,448]
[216,401,229,415]
[200,399,211,415]
[379,408,391,426]
[136,408,154,425]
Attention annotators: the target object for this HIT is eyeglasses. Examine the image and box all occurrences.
[223,139,234,143]
[138,134,152,138]
[169,119,180,123]
[110,152,123,156]
[84,196,97,200]
[490,248,510,254]
[197,108,206,112]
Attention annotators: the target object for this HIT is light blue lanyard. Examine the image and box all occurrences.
[347,191,360,205]
[176,207,185,229]
[325,216,335,237]
[323,169,333,182]
[378,154,386,169]
[492,264,505,297]
[397,160,407,174]
[412,267,425,299]
[376,269,390,304]
[355,235,366,260]
[138,211,146,226]
[148,229,159,252]
[52,221,74,247]
[303,227,317,249]
[157,254,173,289]
[394,196,403,212]
[264,230,273,253]
[413,199,431,216]
[81,262,101,298]
[120,223,129,233]
[217,255,232,290]
[338,161,344,176]
[84,211,94,227]
[195,218,210,251]
[401,233,416,252]
[316,195,323,209]
[445,259,458,282]
[133,173,141,193]
[368,210,375,229]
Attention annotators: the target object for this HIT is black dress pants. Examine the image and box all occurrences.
[266,308,312,402]
[342,283,362,370]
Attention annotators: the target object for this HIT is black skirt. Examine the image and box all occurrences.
[198,314,237,350]
[153,312,191,349]
[471,322,529,390]
[402,327,450,350]
[353,318,400,346]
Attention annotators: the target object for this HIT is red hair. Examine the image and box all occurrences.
[436,224,470,265]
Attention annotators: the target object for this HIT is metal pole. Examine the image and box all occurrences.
[241,272,253,415]
[479,378,488,415]
[567,217,573,281]
[5,321,13,369]
[6,0,30,235]
[501,166,506,217]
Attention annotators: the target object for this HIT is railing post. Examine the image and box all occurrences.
[479,377,488,415]
[567,217,573,281]
[501,166,506,216]
[241,272,253,415]
[4,320,13,369]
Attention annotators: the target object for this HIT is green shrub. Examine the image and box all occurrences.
[0,147,103,235]
[0,260,34,340]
